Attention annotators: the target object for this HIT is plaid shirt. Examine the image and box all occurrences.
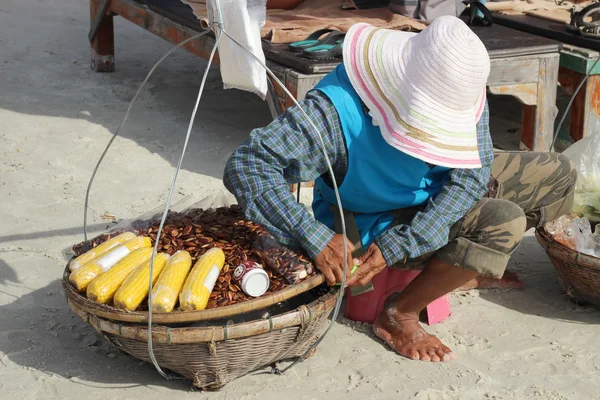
[224,90,493,266]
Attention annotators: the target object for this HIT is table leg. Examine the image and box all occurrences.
[520,55,559,151]
[266,77,284,120]
[90,0,115,72]
[558,68,600,142]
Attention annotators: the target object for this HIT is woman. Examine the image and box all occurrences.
[224,16,576,362]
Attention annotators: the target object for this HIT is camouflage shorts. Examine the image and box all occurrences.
[336,152,576,291]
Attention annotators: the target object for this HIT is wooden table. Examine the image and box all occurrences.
[91,0,562,152]
[493,13,600,143]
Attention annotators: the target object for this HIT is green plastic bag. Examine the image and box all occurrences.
[563,134,600,221]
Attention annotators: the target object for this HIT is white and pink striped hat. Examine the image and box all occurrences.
[343,16,490,169]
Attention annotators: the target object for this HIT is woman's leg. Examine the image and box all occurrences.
[491,152,577,229]
[457,151,578,291]
[374,198,527,362]
[373,152,576,362]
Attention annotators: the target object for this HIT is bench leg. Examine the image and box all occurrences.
[561,71,600,141]
[266,77,284,120]
[519,55,559,151]
[90,0,115,72]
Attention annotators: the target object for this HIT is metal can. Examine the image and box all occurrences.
[233,261,270,298]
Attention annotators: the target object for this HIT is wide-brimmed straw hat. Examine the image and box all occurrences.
[342,16,490,169]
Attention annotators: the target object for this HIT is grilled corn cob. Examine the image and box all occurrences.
[69,236,152,293]
[69,232,136,272]
[113,252,170,311]
[86,248,154,304]
[179,248,225,311]
[150,251,192,313]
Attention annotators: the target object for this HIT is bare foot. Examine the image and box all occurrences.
[373,305,455,362]
[454,270,524,292]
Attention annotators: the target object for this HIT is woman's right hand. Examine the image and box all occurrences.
[313,234,355,286]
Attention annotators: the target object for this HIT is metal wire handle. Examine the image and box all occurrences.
[82,0,350,380]
[83,30,211,241]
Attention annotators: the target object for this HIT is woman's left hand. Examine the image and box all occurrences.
[345,243,387,287]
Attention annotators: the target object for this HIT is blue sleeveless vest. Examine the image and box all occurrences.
[312,65,450,248]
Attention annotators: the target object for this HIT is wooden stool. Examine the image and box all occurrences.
[344,269,451,326]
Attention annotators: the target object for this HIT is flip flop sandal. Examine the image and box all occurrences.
[302,32,345,60]
[288,28,340,52]
[302,41,344,60]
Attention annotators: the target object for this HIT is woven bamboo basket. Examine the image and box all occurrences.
[62,263,336,389]
[536,226,600,306]
[62,262,327,324]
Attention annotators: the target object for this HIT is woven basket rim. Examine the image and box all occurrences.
[67,289,337,344]
[63,264,325,324]
[536,226,600,271]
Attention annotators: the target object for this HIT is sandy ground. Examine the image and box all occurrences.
[1,1,600,399]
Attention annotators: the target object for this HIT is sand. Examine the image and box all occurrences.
[1,1,600,399]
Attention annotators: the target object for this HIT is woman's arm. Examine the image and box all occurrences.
[223,91,344,259]
[374,101,495,265]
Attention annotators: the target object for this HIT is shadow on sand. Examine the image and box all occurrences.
[478,236,600,324]
[0,279,192,391]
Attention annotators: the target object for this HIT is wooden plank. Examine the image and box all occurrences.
[578,74,600,140]
[488,83,537,106]
[519,53,559,151]
[559,68,600,141]
[488,57,540,86]
[521,105,536,150]
[108,0,219,63]
[290,71,326,102]
[559,46,600,75]
[266,78,283,120]
[559,67,584,142]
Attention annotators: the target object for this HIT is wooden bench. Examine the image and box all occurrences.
[90,0,562,156]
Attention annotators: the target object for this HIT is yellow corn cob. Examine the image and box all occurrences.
[69,236,152,293]
[179,248,225,311]
[69,232,136,272]
[113,252,170,311]
[86,248,155,304]
[150,251,193,313]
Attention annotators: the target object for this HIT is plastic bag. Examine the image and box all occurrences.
[566,217,595,255]
[563,133,600,222]
[72,192,234,255]
[544,213,600,258]
[207,0,268,100]
[254,234,315,285]
[71,191,317,309]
